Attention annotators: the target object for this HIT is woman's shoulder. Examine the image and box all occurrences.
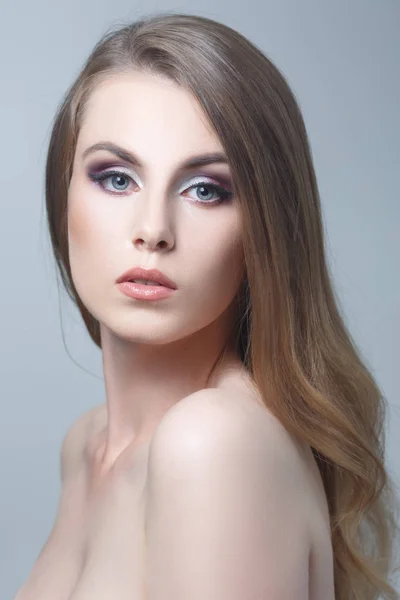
[149,384,330,533]
[149,385,312,496]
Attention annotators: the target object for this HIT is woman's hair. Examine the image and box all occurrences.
[45,11,400,599]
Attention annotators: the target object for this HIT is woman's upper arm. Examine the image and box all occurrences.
[144,391,311,600]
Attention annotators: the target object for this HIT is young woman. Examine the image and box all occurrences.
[14,11,399,600]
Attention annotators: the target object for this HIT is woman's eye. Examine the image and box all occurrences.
[183,183,232,204]
[88,170,135,193]
[107,173,132,192]
[87,170,232,205]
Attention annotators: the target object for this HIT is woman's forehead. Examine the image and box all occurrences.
[82,73,208,132]
[76,75,225,169]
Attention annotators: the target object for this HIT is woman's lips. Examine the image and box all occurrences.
[117,281,177,301]
[116,266,177,289]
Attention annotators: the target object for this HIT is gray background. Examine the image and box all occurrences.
[1,0,399,598]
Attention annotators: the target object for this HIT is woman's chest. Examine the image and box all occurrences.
[15,447,149,600]
[70,459,148,600]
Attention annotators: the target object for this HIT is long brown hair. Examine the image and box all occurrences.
[45,11,400,599]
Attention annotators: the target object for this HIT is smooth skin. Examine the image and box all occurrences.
[14,72,335,600]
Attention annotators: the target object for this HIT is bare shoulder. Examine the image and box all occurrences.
[145,387,317,598]
[148,386,309,486]
[147,385,330,525]
[60,403,106,481]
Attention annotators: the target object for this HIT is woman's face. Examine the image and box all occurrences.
[67,71,245,345]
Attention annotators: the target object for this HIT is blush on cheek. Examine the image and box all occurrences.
[67,173,96,242]
[67,196,94,248]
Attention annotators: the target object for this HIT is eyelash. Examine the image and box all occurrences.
[87,169,233,205]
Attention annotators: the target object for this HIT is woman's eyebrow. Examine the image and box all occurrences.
[81,141,229,170]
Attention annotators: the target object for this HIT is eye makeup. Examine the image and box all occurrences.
[85,157,233,187]
[85,161,234,205]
